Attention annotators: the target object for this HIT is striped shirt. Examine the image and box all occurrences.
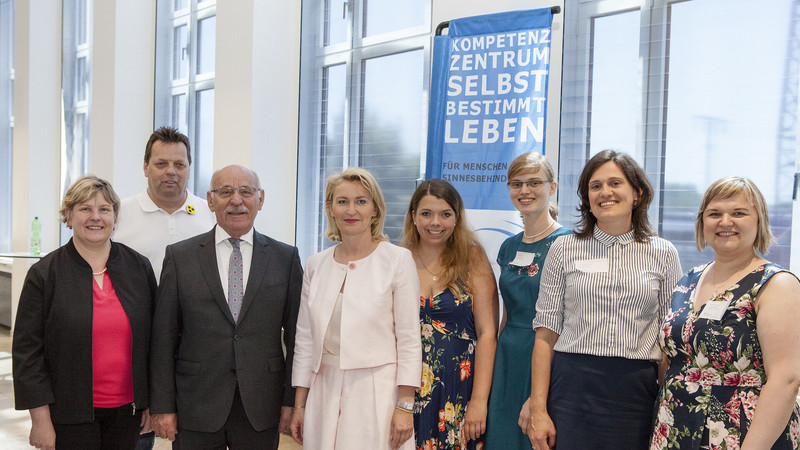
[532,227,682,360]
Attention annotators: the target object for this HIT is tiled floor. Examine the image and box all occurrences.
[0,326,301,449]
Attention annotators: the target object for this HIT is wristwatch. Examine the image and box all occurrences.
[396,401,414,410]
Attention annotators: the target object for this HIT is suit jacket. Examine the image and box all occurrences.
[13,239,156,424]
[149,227,302,432]
[292,241,421,389]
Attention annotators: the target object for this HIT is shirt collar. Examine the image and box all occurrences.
[214,224,255,247]
[592,226,635,246]
[137,189,199,215]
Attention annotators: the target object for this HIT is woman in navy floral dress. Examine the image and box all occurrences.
[651,177,800,449]
[402,179,498,450]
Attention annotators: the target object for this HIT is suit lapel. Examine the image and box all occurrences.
[198,227,237,325]
[239,230,270,322]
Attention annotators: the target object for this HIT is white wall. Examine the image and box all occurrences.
[215,0,301,244]
[11,0,62,329]
[92,0,157,194]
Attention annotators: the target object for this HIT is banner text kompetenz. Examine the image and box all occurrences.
[426,8,555,211]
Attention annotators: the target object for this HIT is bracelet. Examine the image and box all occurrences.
[293,405,305,411]
[395,405,413,414]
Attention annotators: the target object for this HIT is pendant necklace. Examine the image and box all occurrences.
[418,254,442,282]
[524,220,554,240]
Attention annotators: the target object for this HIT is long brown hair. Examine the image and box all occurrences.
[401,179,489,297]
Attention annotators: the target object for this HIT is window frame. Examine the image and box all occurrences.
[296,0,432,260]
[154,0,216,195]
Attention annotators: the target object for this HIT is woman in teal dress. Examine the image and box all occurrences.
[402,179,498,450]
[651,177,800,449]
[486,152,570,449]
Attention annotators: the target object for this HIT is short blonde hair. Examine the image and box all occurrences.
[695,176,774,255]
[323,167,388,242]
[59,175,121,223]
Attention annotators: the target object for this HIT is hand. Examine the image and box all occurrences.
[278,406,293,434]
[289,407,304,445]
[139,409,153,434]
[517,397,531,433]
[389,408,413,449]
[29,418,56,450]
[528,409,556,450]
[462,400,487,441]
[151,413,178,441]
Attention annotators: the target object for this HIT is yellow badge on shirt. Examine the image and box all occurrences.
[186,205,196,214]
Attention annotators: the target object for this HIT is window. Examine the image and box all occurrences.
[559,0,800,271]
[296,0,431,260]
[154,0,216,195]
[60,0,92,244]
[0,0,12,252]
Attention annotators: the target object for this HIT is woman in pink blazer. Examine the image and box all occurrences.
[290,167,422,450]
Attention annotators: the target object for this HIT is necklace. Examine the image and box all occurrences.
[92,267,107,276]
[711,256,754,298]
[418,254,442,282]
[524,220,554,240]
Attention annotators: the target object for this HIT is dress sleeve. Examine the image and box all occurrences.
[12,264,56,410]
[532,235,566,334]
[496,235,512,266]
[393,249,422,387]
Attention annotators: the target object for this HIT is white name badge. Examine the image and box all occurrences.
[510,251,536,267]
[575,258,609,273]
[699,299,733,321]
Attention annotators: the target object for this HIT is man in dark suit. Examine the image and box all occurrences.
[150,164,302,449]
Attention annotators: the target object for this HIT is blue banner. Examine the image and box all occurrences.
[426,8,555,210]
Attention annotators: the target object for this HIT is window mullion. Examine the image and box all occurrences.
[640,1,670,232]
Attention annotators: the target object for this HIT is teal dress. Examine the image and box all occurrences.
[485,227,571,449]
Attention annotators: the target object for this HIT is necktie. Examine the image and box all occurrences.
[228,238,243,323]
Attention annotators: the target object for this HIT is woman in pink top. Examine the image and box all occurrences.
[13,176,157,450]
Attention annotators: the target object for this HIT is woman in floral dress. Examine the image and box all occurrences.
[402,179,498,450]
[651,177,800,449]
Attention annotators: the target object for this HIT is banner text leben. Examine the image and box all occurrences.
[444,30,550,145]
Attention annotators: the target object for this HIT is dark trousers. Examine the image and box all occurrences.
[548,351,659,449]
[173,388,279,450]
[53,403,141,450]
[134,431,155,450]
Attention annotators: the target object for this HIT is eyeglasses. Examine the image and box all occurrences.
[210,186,260,199]
[507,179,551,190]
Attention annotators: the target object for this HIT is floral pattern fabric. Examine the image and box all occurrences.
[651,263,800,450]
[415,288,483,450]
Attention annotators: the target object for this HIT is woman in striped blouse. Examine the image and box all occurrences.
[526,150,682,449]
